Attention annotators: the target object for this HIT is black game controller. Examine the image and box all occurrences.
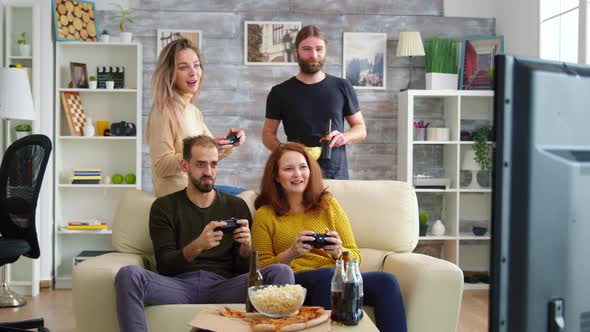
[214,218,240,233]
[303,233,332,249]
[225,132,240,145]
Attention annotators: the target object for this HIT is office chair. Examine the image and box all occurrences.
[0,135,51,332]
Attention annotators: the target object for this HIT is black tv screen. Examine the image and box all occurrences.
[491,55,590,332]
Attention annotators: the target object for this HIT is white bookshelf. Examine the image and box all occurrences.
[2,2,41,297]
[398,90,494,289]
[54,41,142,288]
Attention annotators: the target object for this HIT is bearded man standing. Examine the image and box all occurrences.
[114,135,294,332]
[262,25,367,179]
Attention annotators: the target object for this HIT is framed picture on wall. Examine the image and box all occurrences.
[459,35,504,90]
[53,0,98,42]
[157,29,203,57]
[244,21,301,65]
[342,32,387,90]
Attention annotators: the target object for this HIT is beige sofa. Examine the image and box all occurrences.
[73,180,463,332]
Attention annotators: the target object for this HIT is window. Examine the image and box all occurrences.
[540,0,580,63]
[273,25,284,45]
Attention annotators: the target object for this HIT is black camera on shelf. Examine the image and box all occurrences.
[214,218,240,233]
[111,121,137,136]
[225,132,239,145]
[303,233,332,249]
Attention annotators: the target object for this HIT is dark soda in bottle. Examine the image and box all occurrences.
[246,250,263,312]
[330,259,346,322]
[342,260,361,325]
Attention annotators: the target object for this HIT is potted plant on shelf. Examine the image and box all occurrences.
[424,37,458,89]
[88,76,97,89]
[105,73,115,89]
[17,32,31,57]
[419,210,429,236]
[99,30,110,43]
[473,125,493,187]
[15,124,32,139]
[112,2,134,43]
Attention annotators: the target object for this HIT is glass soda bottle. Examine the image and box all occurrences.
[351,258,364,319]
[330,259,346,322]
[342,260,361,325]
[246,250,263,312]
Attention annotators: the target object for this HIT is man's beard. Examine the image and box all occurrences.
[298,57,325,74]
[189,174,215,193]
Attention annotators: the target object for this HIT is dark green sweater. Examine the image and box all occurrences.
[149,189,252,278]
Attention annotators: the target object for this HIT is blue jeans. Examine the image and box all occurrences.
[295,268,407,332]
[115,264,294,332]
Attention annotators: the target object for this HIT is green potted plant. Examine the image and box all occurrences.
[15,124,32,139]
[473,125,493,187]
[88,75,97,89]
[16,32,31,57]
[99,29,110,43]
[419,210,429,236]
[111,2,134,43]
[424,37,458,89]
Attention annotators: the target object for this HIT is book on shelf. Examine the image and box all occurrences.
[71,176,101,180]
[65,220,108,230]
[71,179,100,184]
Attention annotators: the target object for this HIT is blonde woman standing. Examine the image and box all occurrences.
[146,38,245,197]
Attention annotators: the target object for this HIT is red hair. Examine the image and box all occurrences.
[255,143,330,216]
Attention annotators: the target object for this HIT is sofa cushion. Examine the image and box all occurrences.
[324,180,418,253]
[112,189,156,255]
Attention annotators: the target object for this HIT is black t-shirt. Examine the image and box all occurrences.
[149,189,252,278]
[266,74,360,179]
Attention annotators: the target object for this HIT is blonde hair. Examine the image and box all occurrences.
[147,38,204,139]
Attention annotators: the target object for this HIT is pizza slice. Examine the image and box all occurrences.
[219,306,247,318]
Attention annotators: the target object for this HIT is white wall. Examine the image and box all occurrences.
[445,0,540,57]
[444,0,497,18]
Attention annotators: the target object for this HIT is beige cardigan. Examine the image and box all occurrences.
[146,101,231,198]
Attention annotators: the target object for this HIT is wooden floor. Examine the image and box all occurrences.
[0,289,488,332]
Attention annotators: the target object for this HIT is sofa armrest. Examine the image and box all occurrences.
[72,253,145,332]
[383,253,464,332]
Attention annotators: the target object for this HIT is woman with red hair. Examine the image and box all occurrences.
[252,142,407,332]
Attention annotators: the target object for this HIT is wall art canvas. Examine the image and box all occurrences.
[459,36,504,90]
[244,21,301,65]
[343,32,387,89]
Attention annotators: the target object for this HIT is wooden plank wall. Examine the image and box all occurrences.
[96,0,494,193]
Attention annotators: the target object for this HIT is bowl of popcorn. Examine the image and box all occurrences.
[248,284,307,318]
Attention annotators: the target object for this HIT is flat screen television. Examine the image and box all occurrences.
[491,54,590,332]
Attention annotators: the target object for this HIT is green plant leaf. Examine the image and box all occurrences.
[424,38,458,74]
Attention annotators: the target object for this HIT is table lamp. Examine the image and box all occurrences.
[396,31,425,91]
[0,68,35,308]
[461,149,481,189]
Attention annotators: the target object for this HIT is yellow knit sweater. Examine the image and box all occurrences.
[252,196,361,273]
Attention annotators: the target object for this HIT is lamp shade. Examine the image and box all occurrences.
[396,31,425,57]
[0,68,35,120]
[462,150,481,171]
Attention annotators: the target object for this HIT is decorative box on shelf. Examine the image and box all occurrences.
[413,175,451,190]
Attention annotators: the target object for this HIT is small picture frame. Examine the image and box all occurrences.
[70,62,89,88]
[157,29,203,58]
[53,0,98,42]
[459,35,504,90]
[244,21,301,65]
[343,32,387,90]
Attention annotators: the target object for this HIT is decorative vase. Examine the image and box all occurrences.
[18,44,31,57]
[120,32,132,43]
[88,81,97,89]
[426,73,458,90]
[106,81,115,89]
[431,220,446,236]
[15,131,31,140]
[477,170,491,188]
[84,117,95,137]
[99,34,110,43]
[419,224,427,236]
